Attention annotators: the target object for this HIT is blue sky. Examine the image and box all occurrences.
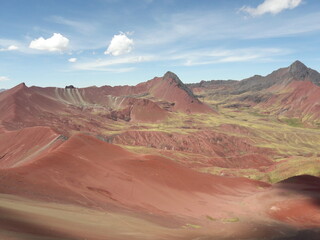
[1,0,320,88]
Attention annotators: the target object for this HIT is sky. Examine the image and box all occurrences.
[1,0,320,89]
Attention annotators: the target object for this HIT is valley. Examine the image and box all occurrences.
[1,61,320,239]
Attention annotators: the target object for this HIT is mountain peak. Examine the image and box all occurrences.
[289,60,308,75]
[163,71,195,98]
[286,60,320,85]
[163,71,180,83]
[9,83,28,93]
[19,82,27,87]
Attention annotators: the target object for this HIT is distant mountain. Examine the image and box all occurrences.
[0,89,6,92]
[188,60,320,94]
[234,60,320,94]
[188,61,320,123]
[187,79,237,88]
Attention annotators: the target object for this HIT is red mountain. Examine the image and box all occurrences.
[1,64,320,239]
[0,72,214,132]
[188,61,320,123]
[0,133,268,220]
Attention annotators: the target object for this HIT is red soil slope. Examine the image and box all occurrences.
[147,72,215,114]
[0,85,168,132]
[0,71,213,130]
[87,71,214,114]
[0,83,64,127]
[129,98,168,122]
[259,80,320,121]
[0,134,268,221]
[30,71,214,115]
[267,175,320,228]
[269,199,320,228]
[0,126,63,169]
[111,130,274,168]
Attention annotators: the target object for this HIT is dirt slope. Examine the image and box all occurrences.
[0,133,268,221]
[0,126,63,169]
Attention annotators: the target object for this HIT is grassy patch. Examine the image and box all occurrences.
[184,223,202,229]
[201,158,320,184]
[200,167,265,181]
[206,215,217,221]
[249,111,267,118]
[222,217,240,223]
[281,118,303,127]
[267,158,320,183]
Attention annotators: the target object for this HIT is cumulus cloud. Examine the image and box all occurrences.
[0,45,19,52]
[68,57,77,63]
[0,76,10,81]
[104,33,134,56]
[240,0,302,16]
[29,33,69,52]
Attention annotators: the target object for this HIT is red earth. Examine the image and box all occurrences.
[0,132,319,239]
[112,130,274,168]
[0,126,63,169]
[0,133,269,219]
[1,67,320,239]
[258,80,320,121]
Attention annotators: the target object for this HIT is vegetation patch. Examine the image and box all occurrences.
[184,223,202,229]
[222,217,240,223]
[281,118,303,127]
[206,215,218,221]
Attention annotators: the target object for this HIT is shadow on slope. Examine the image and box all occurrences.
[0,207,76,240]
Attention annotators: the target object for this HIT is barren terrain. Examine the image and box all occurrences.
[1,62,320,239]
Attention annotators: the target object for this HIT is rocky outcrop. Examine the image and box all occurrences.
[65,85,76,89]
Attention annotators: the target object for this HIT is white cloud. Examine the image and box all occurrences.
[105,33,134,56]
[71,47,287,72]
[137,9,319,47]
[68,57,77,63]
[29,33,69,52]
[7,45,18,51]
[74,55,153,71]
[0,76,10,81]
[0,45,19,52]
[240,0,302,16]
[49,16,97,34]
[180,48,287,66]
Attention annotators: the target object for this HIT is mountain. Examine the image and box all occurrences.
[146,71,214,113]
[1,64,320,239]
[0,89,5,92]
[0,83,66,130]
[0,72,214,132]
[188,61,320,123]
[234,60,320,94]
[188,61,320,94]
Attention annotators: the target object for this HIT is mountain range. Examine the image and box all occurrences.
[1,61,320,240]
[188,60,320,123]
